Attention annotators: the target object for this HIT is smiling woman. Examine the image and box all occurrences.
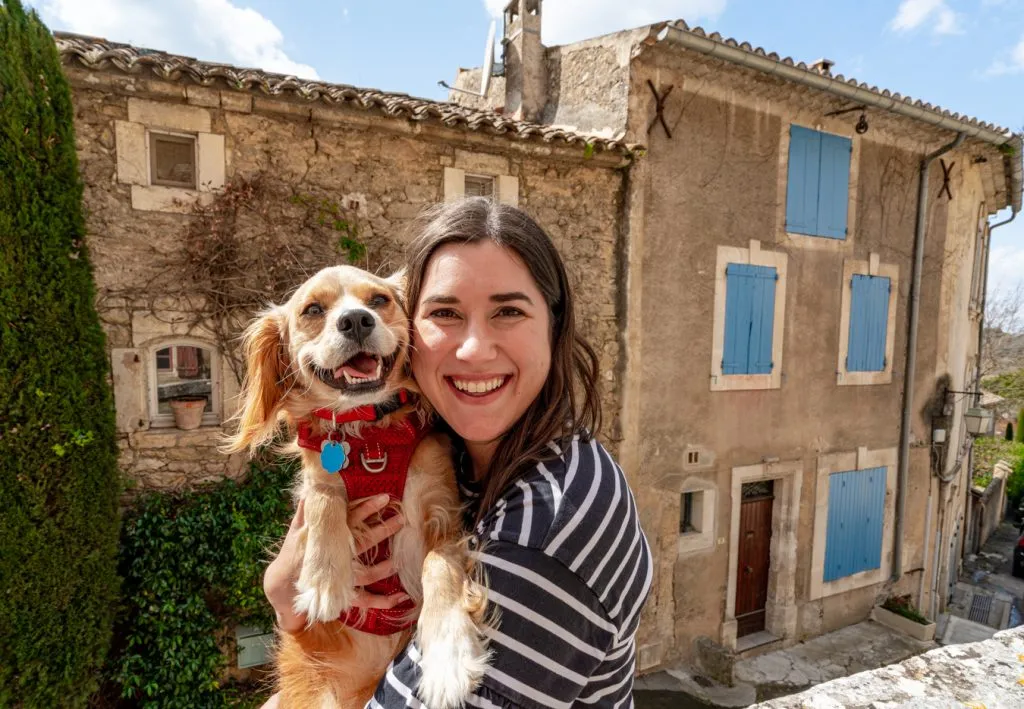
[367,198,653,708]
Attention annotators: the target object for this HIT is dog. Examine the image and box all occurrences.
[226,265,489,709]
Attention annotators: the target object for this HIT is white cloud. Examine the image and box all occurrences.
[38,0,319,78]
[484,0,726,47]
[986,33,1024,75]
[890,0,963,35]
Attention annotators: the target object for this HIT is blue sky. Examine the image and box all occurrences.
[36,0,1024,292]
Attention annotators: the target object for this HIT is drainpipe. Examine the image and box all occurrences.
[893,132,966,582]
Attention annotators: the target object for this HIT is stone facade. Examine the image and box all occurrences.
[62,44,628,493]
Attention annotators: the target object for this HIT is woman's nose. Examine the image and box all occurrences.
[456,323,496,361]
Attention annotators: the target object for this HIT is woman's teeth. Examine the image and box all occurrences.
[452,377,505,394]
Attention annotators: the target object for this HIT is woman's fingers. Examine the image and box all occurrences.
[354,513,405,555]
[354,559,396,587]
[349,493,391,525]
[352,589,411,610]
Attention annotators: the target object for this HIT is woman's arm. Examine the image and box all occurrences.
[370,541,617,709]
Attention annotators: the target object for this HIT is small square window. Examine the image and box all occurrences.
[151,344,217,427]
[686,450,701,466]
[680,491,704,534]
[464,175,495,198]
[150,132,197,189]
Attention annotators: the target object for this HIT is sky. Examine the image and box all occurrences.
[33,0,1024,293]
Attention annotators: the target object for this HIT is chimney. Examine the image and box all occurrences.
[503,0,547,122]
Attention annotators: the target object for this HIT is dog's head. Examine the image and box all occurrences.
[226,265,410,452]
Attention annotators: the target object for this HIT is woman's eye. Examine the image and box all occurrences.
[302,302,324,317]
[497,306,525,318]
[429,308,459,320]
[368,293,390,308]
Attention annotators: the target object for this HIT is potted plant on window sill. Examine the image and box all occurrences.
[169,396,206,430]
[871,594,936,642]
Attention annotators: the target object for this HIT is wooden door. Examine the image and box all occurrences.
[736,481,774,638]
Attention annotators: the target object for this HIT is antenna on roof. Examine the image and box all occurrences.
[439,19,497,97]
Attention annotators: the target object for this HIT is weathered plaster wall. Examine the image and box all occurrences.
[624,45,990,671]
[68,67,626,491]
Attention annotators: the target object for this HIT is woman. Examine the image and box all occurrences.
[265,198,652,707]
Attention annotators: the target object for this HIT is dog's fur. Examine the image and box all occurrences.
[226,265,488,709]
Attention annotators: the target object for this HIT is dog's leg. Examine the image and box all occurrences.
[293,486,359,625]
[415,542,490,709]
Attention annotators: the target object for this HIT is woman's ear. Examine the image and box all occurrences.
[223,308,290,453]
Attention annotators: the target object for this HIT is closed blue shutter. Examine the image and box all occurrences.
[817,132,852,239]
[723,264,777,375]
[847,275,890,372]
[786,125,820,236]
[824,467,886,582]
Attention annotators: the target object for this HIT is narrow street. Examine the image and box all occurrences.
[940,520,1024,644]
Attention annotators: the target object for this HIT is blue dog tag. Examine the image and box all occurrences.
[320,440,349,474]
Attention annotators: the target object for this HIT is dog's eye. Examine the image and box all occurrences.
[302,302,324,317]
[368,293,390,309]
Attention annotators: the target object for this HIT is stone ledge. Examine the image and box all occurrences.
[755,627,1024,709]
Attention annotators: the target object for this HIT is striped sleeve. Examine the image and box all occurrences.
[369,542,614,709]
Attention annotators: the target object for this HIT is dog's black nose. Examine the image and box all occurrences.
[338,308,376,342]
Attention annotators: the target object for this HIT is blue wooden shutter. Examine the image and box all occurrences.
[786,125,820,236]
[817,132,852,239]
[723,264,777,375]
[824,467,886,582]
[847,275,890,372]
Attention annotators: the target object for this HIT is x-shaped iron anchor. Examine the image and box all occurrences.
[938,158,955,200]
[647,79,674,139]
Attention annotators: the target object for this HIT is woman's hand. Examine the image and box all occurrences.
[263,493,409,633]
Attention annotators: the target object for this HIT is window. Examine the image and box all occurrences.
[680,492,702,534]
[464,175,495,198]
[785,125,852,239]
[686,450,701,466]
[149,132,197,189]
[824,467,886,582]
[837,256,898,386]
[155,347,173,372]
[150,343,218,427]
[723,264,777,375]
[846,275,890,372]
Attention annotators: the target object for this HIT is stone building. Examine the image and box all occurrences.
[456,0,1020,681]
[57,0,1022,686]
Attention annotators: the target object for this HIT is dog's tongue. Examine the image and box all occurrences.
[335,352,377,379]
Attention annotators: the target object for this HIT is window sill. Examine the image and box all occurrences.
[837,370,894,386]
[710,372,781,392]
[131,184,215,213]
[678,531,715,555]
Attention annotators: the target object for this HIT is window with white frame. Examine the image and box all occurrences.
[837,255,898,386]
[149,343,220,427]
[464,174,495,198]
[678,482,716,554]
[149,131,197,189]
[711,241,787,391]
[443,166,518,206]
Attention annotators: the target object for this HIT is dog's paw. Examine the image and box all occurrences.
[293,577,358,624]
[416,613,489,709]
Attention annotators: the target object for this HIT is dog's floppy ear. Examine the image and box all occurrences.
[385,267,408,313]
[224,307,290,453]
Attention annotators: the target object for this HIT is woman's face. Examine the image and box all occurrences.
[411,240,552,446]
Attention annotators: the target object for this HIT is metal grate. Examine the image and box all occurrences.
[968,593,993,624]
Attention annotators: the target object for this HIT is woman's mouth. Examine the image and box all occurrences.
[445,375,510,399]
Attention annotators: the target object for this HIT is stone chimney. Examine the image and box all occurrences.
[502,0,547,122]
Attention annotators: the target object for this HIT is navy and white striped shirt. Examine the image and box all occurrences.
[370,436,653,708]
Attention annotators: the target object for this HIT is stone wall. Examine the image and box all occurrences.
[67,66,627,491]
[756,626,1024,708]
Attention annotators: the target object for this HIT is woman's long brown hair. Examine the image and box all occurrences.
[405,198,601,522]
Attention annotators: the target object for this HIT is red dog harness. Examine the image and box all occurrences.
[296,390,427,635]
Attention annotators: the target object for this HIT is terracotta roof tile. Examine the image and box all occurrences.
[54,32,634,158]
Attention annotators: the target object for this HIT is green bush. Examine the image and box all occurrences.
[972,437,1024,489]
[111,461,294,708]
[0,1,121,705]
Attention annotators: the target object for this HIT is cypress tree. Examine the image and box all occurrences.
[0,2,121,705]
[1017,409,1024,444]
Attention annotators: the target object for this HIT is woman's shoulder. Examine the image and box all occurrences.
[478,436,650,624]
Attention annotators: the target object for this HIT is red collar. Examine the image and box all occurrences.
[307,389,412,428]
